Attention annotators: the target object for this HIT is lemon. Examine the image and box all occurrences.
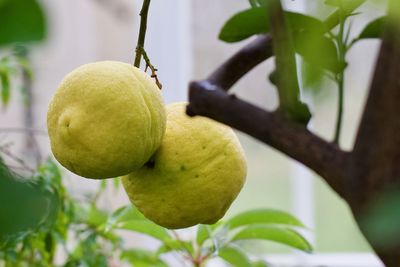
[122,102,247,229]
[47,61,166,179]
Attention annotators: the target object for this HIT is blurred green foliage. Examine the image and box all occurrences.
[361,189,400,251]
[0,0,45,107]
[220,0,384,142]
[0,46,33,107]
[0,0,47,47]
[0,159,312,266]
[0,159,57,243]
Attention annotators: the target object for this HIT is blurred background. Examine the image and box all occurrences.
[0,0,387,265]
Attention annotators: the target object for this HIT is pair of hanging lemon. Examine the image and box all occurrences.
[47,61,246,229]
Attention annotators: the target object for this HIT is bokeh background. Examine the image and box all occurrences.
[0,0,386,265]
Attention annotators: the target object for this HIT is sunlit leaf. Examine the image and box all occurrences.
[0,73,10,106]
[287,12,325,35]
[117,220,170,242]
[300,59,327,94]
[121,249,169,267]
[325,0,365,12]
[232,225,312,252]
[294,31,343,73]
[105,205,145,231]
[252,260,270,267]
[157,239,194,256]
[113,177,121,189]
[227,209,305,229]
[218,245,252,267]
[196,224,210,246]
[86,204,108,227]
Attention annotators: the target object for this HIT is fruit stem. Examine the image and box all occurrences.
[133,0,162,89]
[134,0,151,68]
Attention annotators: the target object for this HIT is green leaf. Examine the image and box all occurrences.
[252,260,270,267]
[358,16,386,40]
[196,224,210,246]
[0,0,47,46]
[300,59,326,93]
[99,179,107,191]
[294,31,343,73]
[286,12,325,35]
[324,0,341,7]
[86,204,108,227]
[117,219,170,242]
[104,205,145,231]
[227,209,305,229]
[113,177,121,189]
[0,73,10,106]
[0,160,57,242]
[218,245,252,267]
[325,0,366,13]
[156,239,194,256]
[121,249,169,267]
[219,7,325,43]
[219,7,268,43]
[232,225,312,252]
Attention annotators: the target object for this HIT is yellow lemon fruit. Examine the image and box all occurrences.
[47,61,166,179]
[122,102,247,229]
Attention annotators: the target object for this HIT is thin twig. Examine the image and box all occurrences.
[134,0,151,68]
[140,48,162,89]
[133,0,162,89]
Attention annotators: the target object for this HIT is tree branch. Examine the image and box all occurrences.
[186,1,368,198]
[187,82,349,197]
[207,35,273,90]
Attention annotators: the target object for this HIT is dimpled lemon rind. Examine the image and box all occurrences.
[47,61,166,179]
[122,102,247,229]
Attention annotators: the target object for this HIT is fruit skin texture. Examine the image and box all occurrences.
[47,61,166,179]
[122,102,247,229]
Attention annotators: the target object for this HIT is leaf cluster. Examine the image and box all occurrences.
[219,1,385,90]
[0,160,312,267]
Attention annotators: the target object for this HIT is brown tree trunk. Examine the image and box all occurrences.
[347,6,400,265]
